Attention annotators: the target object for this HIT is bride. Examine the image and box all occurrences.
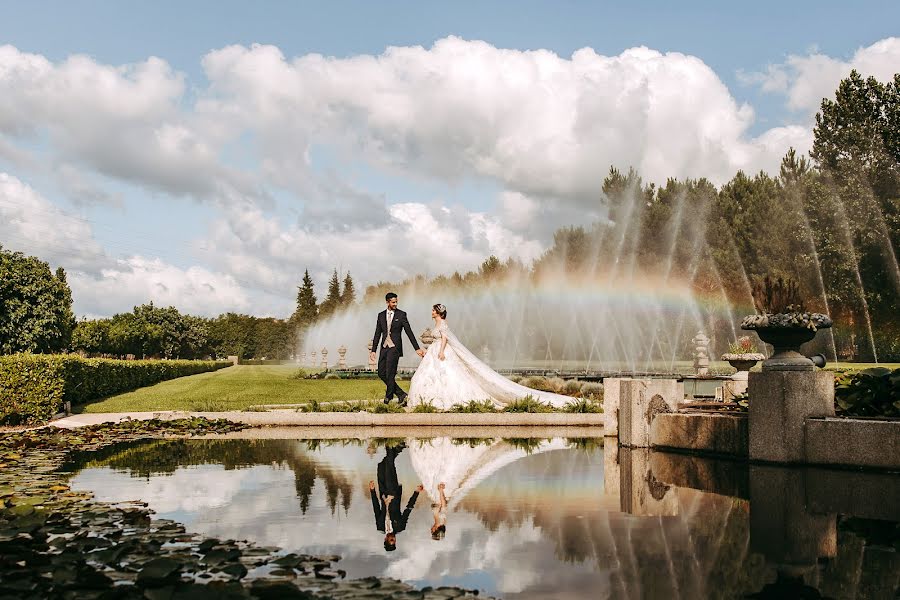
[407,303,572,410]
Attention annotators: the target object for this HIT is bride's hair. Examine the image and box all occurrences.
[433,303,447,319]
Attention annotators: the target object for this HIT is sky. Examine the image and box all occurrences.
[1,1,899,318]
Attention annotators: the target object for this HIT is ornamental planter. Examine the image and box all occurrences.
[741,313,832,372]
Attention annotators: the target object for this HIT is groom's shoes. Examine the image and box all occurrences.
[396,393,408,407]
[383,397,393,404]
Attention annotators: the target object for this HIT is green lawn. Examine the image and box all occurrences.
[78,365,388,413]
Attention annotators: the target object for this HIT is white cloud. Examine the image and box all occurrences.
[68,256,251,317]
[0,172,105,270]
[742,37,900,115]
[200,38,805,199]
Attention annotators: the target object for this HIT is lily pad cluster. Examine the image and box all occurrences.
[740,312,833,332]
[835,367,900,418]
[0,418,492,600]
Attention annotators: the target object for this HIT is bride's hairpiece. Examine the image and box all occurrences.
[435,304,446,313]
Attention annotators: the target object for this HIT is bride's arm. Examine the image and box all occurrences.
[438,327,449,360]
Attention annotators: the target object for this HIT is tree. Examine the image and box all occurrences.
[0,245,75,354]
[71,319,110,355]
[318,269,342,317]
[340,272,356,306]
[291,270,318,327]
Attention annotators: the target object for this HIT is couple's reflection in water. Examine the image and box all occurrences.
[369,441,451,551]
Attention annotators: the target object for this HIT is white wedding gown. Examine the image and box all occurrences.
[407,321,572,410]
[409,437,570,508]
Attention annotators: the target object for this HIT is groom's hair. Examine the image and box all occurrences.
[385,292,398,302]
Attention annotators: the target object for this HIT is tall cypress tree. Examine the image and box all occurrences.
[318,269,342,317]
[341,272,356,306]
[292,270,318,326]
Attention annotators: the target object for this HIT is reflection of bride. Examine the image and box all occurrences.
[407,304,572,410]
[409,437,569,536]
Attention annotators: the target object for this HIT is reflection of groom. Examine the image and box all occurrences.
[370,292,424,405]
[370,444,422,551]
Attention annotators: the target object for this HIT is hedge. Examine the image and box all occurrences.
[0,354,231,425]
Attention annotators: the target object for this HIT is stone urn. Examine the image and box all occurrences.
[337,345,347,369]
[320,347,328,369]
[366,341,376,371]
[741,313,832,371]
[720,352,766,398]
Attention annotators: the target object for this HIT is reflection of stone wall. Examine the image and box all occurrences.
[457,449,773,598]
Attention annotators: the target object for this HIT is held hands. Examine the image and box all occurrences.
[416,349,426,358]
[416,484,424,492]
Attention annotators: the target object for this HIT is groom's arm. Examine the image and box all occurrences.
[401,313,420,352]
[371,315,383,352]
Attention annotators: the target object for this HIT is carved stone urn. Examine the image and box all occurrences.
[741,313,832,371]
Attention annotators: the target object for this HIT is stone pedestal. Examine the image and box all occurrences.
[618,379,683,448]
[366,342,376,371]
[602,378,630,437]
[748,370,834,463]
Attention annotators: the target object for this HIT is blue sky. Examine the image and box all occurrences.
[1,1,898,317]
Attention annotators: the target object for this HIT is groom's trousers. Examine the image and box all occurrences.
[377,346,404,399]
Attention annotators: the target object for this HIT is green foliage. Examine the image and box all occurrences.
[751,276,806,314]
[562,397,603,413]
[503,395,553,413]
[503,437,550,454]
[0,354,230,425]
[341,272,356,306]
[448,399,497,413]
[370,400,406,413]
[318,269,343,318]
[0,246,75,354]
[834,367,900,417]
[411,400,439,413]
[206,313,294,360]
[291,269,318,327]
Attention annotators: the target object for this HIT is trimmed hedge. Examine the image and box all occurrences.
[0,355,231,425]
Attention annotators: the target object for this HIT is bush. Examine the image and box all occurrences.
[834,367,900,418]
[412,400,439,413]
[449,400,497,413]
[503,395,553,413]
[579,382,604,400]
[323,373,341,380]
[562,379,583,396]
[0,354,230,425]
[522,376,551,391]
[563,397,603,413]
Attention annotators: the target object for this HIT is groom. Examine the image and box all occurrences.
[370,292,424,405]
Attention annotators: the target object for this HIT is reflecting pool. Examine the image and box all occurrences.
[65,434,900,599]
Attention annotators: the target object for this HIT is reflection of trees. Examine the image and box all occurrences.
[71,439,354,516]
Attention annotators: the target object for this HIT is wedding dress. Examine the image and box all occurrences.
[407,321,572,410]
[409,437,569,507]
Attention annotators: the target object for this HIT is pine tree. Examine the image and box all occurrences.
[291,270,318,326]
[318,269,342,317]
[341,272,356,306]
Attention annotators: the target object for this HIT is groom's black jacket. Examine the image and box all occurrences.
[371,309,420,358]
[371,447,419,533]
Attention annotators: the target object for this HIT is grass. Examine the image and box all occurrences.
[78,365,387,413]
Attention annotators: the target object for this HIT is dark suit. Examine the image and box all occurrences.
[371,308,420,400]
[371,446,419,533]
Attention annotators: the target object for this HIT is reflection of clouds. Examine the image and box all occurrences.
[71,439,761,599]
[72,464,283,514]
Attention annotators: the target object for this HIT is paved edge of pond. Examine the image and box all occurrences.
[53,410,605,428]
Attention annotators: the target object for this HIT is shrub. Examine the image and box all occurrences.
[503,395,553,413]
[323,373,341,380]
[449,400,497,413]
[0,354,230,425]
[579,382,604,400]
[412,400,439,413]
[370,401,406,414]
[507,375,523,384]
[562,379,584,396]
[835,367,900,418]
[522,376,550,391]
[563,397,603,413]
